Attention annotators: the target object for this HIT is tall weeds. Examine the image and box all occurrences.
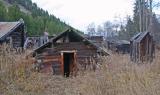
[0,45,37,95]
[0,45,160,95]
[77,53,160,95]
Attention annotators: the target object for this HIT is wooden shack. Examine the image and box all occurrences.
[130,32,155,63]
[86,36,103,42]
[86,36,104,47]
[33,29,109,76]
[0,19,25,48]
[106,39,130,54]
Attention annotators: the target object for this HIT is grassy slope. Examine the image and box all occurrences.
[0,47,160,95]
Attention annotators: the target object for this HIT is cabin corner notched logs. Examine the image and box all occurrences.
[130,32,155,63]
[33,28,109,76]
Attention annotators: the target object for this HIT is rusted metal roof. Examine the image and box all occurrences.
[0,21,22,40]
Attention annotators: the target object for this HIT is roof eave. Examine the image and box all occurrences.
[0,22,23,41]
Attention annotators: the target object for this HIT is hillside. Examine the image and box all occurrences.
[0,0,70,36]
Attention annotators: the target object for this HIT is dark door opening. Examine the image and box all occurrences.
[63,53,74,77]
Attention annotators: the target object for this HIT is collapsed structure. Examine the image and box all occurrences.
[33,28,109,76]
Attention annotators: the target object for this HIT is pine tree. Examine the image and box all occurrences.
[0,1,7,21]
[133,0,151,32]
[0,0,70,36]
[125,17,136,39]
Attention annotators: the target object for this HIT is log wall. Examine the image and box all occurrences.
[9,24,24,48]
[130,34,154,63]
[35,42,98,74]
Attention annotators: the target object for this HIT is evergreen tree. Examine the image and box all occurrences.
[0,1,7,21]
[118,0,154,40]
[133,0,151,32]
[125,17,136,39]
[7,4,22,21]
[118,25,126,39]
[0,0,70,36]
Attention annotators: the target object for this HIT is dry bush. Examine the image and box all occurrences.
[0,45,44,95]
[76,53,160,95]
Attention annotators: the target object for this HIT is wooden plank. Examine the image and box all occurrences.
[44,56,60,59]
[43,58,60,63]
[37,55,60,60]
[61,52,64,75]
[54,42,96,50]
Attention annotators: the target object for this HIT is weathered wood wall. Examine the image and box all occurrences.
[35,42,98,74]
[9,24,24,48]
[130,33,154,63]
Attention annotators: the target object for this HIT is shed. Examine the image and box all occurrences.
[33,28,109,76]
[106,39,130,54]
[130,32,155,63]
[0,19,25,48]
[86,36,104,47]
[86,36,103,42]
[115,40,130,54]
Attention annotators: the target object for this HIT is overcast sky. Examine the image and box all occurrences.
[31,0,134,31]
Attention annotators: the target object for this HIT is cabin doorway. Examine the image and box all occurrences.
[63,52,74,77]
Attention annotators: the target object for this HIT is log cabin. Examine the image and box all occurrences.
[0,19,25,48]
[33,28,109,76]
[106,39,130,54]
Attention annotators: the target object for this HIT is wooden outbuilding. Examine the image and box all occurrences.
[106,39,130,54]
[86,36,104,47]
[33,28,109,76]
[0,19,25,48]
[130,32,155,63]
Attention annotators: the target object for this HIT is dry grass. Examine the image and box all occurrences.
[0,46,160,95]
[77,54,160,95]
